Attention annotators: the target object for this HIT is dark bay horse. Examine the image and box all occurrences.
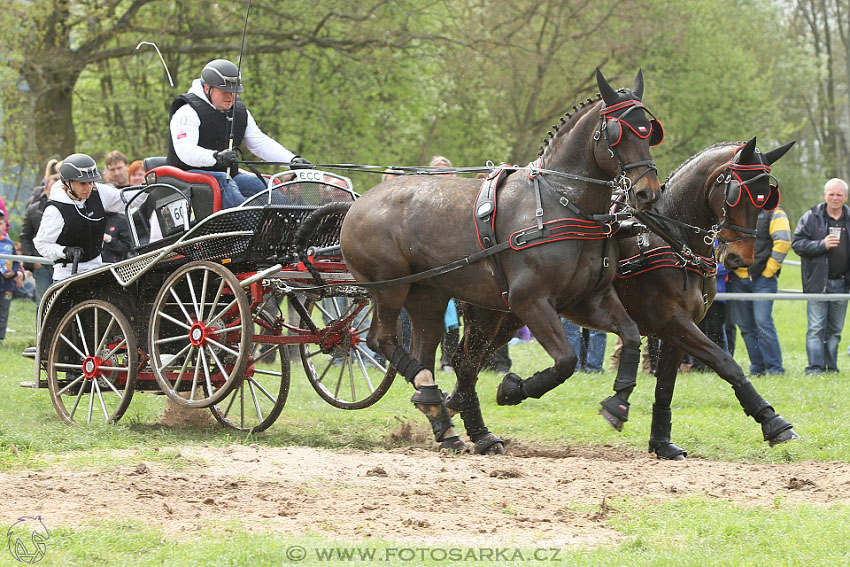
[612,137,798,458]
[341,68,663,453]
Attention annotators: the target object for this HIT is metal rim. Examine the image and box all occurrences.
[148,260,251,408]
[46,300,137,425]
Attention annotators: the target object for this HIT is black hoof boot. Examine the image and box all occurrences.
[649,440,687,460]
[599,395,629,432]
[472,432,505,455]
[496,372,526,406]
[439,436,469,454]
[762,414,799,447]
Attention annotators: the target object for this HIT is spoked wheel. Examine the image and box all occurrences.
[210,342,290,432]
[46,300,138,425]
[300,295,396,409]
[148,260,251,408]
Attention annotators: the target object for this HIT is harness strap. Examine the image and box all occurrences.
[616,246,717,279]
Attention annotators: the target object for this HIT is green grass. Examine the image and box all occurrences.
[2,253,850,566]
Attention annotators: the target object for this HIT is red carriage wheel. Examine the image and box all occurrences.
[299,294,396,409]
[148,260,251,408]
[46,300,138,425]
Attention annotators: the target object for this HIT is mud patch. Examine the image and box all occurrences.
[2,444,849,547]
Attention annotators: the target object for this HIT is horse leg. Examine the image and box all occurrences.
[649,340,688,460]
[661,314,798,447]
[405,291,467,453]
[559,288,642,430]
[446,305,521,455]
[495,298,578,406]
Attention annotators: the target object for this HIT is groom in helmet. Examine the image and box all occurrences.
[34,153,136,281]
[167,58,310,208]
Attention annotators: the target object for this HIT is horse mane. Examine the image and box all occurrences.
[664,141,742,184]
[537,92,606,158]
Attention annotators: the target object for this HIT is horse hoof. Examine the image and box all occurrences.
[473,432,505,455]
[496,373,525,406]
[598,407,624,431]
[761,414,798,446]
[599,396,629,431]
[438,436,469,454]
[768,427,800,447]
[649,441,687,460]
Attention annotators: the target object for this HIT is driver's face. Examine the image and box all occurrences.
[68,180,95,201]
[207,86,236,111]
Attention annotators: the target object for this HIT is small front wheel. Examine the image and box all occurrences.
[300,295,395,409]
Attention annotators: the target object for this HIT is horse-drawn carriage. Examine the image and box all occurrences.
[27,162,395,431]
[26,66,798,458]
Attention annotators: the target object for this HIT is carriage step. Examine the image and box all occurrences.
[21,346,36,360]
[19,380,46,389]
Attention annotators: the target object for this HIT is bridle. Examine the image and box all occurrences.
[708,148,780,243]
[594,99,664,204]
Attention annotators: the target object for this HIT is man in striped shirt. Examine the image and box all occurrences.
[727,206,791,375]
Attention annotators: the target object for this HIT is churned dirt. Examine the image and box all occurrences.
[3,437,850,548]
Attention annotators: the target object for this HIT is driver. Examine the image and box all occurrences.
[34,153,135,281]
[167,58,311,208]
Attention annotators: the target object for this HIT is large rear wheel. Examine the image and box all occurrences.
[148,261,251,408]
[46,300,137,425]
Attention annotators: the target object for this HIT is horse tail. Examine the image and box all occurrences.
[292,201,352,252]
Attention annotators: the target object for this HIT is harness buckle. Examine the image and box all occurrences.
[559,196,569,207]
[535,207,544,218]
[603,257,610,268]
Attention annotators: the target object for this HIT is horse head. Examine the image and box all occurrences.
[711,137,795,268]
[594,68,664,210]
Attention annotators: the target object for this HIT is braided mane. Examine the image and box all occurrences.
[664,141,741,184]
[537,93,604,158]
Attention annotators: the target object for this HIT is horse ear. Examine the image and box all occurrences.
[632,68,644,100]
[763,141,796,165]
[596,67,618,106]
[737,137,757,163]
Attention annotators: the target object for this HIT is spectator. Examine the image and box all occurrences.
[167,58,309,208]
[34,153,138,281]
[792,177,850,374]
[20,158,61,304]
[128,160,146,186]
[0,195,7,238]
[10,242,35,301]
[727,206,790,375]
[0,210,22,346]
[562,318,607,372]
[104,150,130,188]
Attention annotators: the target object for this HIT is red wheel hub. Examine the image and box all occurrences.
[82,355,103,379]
[189,322,210,347]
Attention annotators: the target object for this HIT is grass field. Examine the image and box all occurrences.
[2,252,850,566]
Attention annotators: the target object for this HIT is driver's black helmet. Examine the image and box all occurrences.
[59,153,101,183]
[201,59,243,93]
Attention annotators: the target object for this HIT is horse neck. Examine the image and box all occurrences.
[540,105,611,213]
[656,162,725,256]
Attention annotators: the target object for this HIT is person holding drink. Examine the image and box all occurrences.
[792,177,850,373]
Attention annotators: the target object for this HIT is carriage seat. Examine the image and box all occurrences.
[130,159,224,252]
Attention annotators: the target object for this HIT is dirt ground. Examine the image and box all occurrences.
[4,440,850,548]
